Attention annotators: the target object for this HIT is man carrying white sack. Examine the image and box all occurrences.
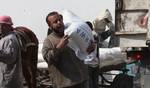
[42,11,96,88]
[93,9,119,48]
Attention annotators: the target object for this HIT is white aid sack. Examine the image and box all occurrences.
[38,43,45,63]
[62,10,98,65]
[65,22,94,60]
[37,43,48,69]
[37,62,48,69]
[99,47,127,68]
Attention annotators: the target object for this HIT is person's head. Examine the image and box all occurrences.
[97,9,112,22]
[0,16,13,36]
[46,11,64,35]
[93,9,113,33]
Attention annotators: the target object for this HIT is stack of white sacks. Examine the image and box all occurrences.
[37,43,47,69]
[99,47,126,68]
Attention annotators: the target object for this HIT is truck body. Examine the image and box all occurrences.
[115,0,150,88]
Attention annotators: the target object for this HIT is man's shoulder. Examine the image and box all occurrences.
[1,32,19,45]
[46,33,57,40]
[46,34,53,40]
[44,34,55,44]
[47,33,53,37]
[44,33,60,46]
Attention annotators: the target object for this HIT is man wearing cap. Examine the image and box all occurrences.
[0,16,23,88]
[93,9,119,48]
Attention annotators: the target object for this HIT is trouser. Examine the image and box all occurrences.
[88,66,99,88]
[63,80,89,88]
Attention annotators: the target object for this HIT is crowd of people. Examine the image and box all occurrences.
[0,9,119,88]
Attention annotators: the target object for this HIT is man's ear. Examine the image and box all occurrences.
[48,21,51,27]
[59,14,63,20]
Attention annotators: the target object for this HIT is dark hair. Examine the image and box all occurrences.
[46,11,58,24]
[86,21,93,30]
[46,11,63,25]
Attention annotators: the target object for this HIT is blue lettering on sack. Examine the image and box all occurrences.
[76,28,90,43]
[85,37,89,42]
[80,32,86,39]
[77,28,81,33]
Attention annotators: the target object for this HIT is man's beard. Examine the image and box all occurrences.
[53,26,64,33]
[53,29,64,37]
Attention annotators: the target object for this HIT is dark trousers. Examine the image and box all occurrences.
[88,66,99,88]
[63,80,88,88]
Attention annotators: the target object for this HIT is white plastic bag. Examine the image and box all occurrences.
[62,10,98,66]
[99,47,126,68]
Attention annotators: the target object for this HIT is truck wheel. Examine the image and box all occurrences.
[111,73,133,88]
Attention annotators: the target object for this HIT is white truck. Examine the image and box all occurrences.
[115,0,150,88]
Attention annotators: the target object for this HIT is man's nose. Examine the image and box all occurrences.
[58,20,62,24]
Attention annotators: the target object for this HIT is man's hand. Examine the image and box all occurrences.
[86,40,96,54]
[56,35,69,49]
[139,13,149,28]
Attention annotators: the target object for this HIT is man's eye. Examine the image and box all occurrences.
[54,20,58,23]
